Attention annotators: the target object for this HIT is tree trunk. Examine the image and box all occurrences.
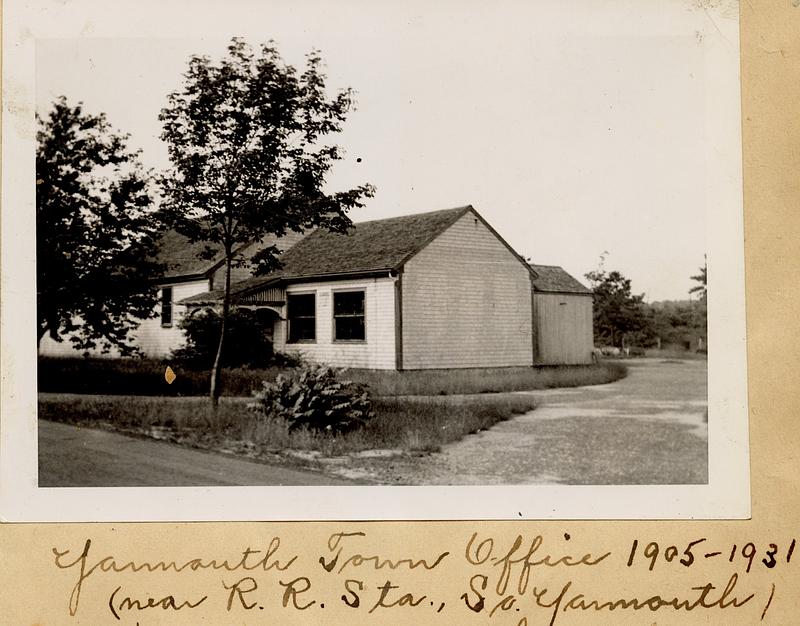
[209,254,233,408]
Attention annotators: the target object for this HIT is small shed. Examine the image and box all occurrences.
[530,264,594,365]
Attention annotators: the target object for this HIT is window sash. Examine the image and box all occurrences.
[287,293,316,343]
[333,291,365,341]
[161,287,173,326]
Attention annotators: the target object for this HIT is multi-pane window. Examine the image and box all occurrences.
[287,293,316,342]
[333,290,365,341]
[161,287,173,327]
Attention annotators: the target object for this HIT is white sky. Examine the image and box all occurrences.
[35,0,740,301]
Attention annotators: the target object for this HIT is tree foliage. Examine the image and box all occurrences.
[584,265,648,348]
[645,300,706,350]
[585,255,708,351]
[37,97,162,355]
[689,256,707,302]
[159,38,375,404]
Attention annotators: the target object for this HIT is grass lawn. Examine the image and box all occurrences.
[38,393,538,457]
[37,358,627,472]
[38,357,627,397]
[343,362,626,396]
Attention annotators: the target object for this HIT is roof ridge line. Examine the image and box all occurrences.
[351,204,472,227]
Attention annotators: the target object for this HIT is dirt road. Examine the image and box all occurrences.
[38,420,362,487]
[364,358,708,485]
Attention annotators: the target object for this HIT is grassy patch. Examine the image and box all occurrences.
[345,363,627,396]
[37,358,286,397]
[38,393,536,456]
[38,357,626,397]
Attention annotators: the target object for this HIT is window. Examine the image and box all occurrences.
[287,293,316,342]
[161,287,173,327]
[333,290,365,341]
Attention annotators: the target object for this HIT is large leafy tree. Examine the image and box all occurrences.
[159,38,374,405]
[585,262,648,348]
[37,97,163,355]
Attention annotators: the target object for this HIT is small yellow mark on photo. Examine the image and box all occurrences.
[165,366,177,385]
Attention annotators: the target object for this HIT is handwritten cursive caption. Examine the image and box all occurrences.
[50,530,793,624]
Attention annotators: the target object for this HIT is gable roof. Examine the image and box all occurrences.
[153,230,220,279]
[153,229,255,281]
[530,264,592,295]
[269,204,473,278]
[157,206,473,283]
[182,205,486,304]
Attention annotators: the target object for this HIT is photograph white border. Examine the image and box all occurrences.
[0,0,749,521]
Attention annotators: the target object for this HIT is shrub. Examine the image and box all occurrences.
[172,307,285,369]
[249,364,374,434]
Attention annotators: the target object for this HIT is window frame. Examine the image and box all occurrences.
[160,286,173,327]
[332,288,367,343]
[286,291,317,344]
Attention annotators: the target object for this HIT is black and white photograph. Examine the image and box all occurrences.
[1,0,748,520]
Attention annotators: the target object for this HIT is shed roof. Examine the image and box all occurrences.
[530,264,592,295]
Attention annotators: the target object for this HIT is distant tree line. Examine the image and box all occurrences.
[585,257,707,352]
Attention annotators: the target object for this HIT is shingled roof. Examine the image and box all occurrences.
[180,205,484,304]
[530,264,592,295]
[153,229,263,280]
[270,205,472,277]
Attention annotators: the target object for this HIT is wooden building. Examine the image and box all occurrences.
[530,264,594,365]
[183,205,538,369]
[41,205,595,368]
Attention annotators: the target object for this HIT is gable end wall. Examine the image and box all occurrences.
[401,211,533,369]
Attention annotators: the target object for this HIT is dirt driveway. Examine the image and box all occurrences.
[366,358,708,485]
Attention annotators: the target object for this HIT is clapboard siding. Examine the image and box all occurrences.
[401,211,533,369]
[534,293,593,364]
[132,280,212,357]
[37,279,210,358]
[274,277,396,370]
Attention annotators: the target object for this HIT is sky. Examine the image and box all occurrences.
[35,0,740,302]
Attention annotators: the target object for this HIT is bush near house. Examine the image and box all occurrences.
[172,308,295,369]
[250,364,374,434]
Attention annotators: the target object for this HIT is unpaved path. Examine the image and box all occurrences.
[358,359,708,485]
[38,420,363,487]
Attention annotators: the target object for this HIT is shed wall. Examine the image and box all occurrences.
[401,211,533,369]
[274,277,396,370]
[533,293,593,364]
